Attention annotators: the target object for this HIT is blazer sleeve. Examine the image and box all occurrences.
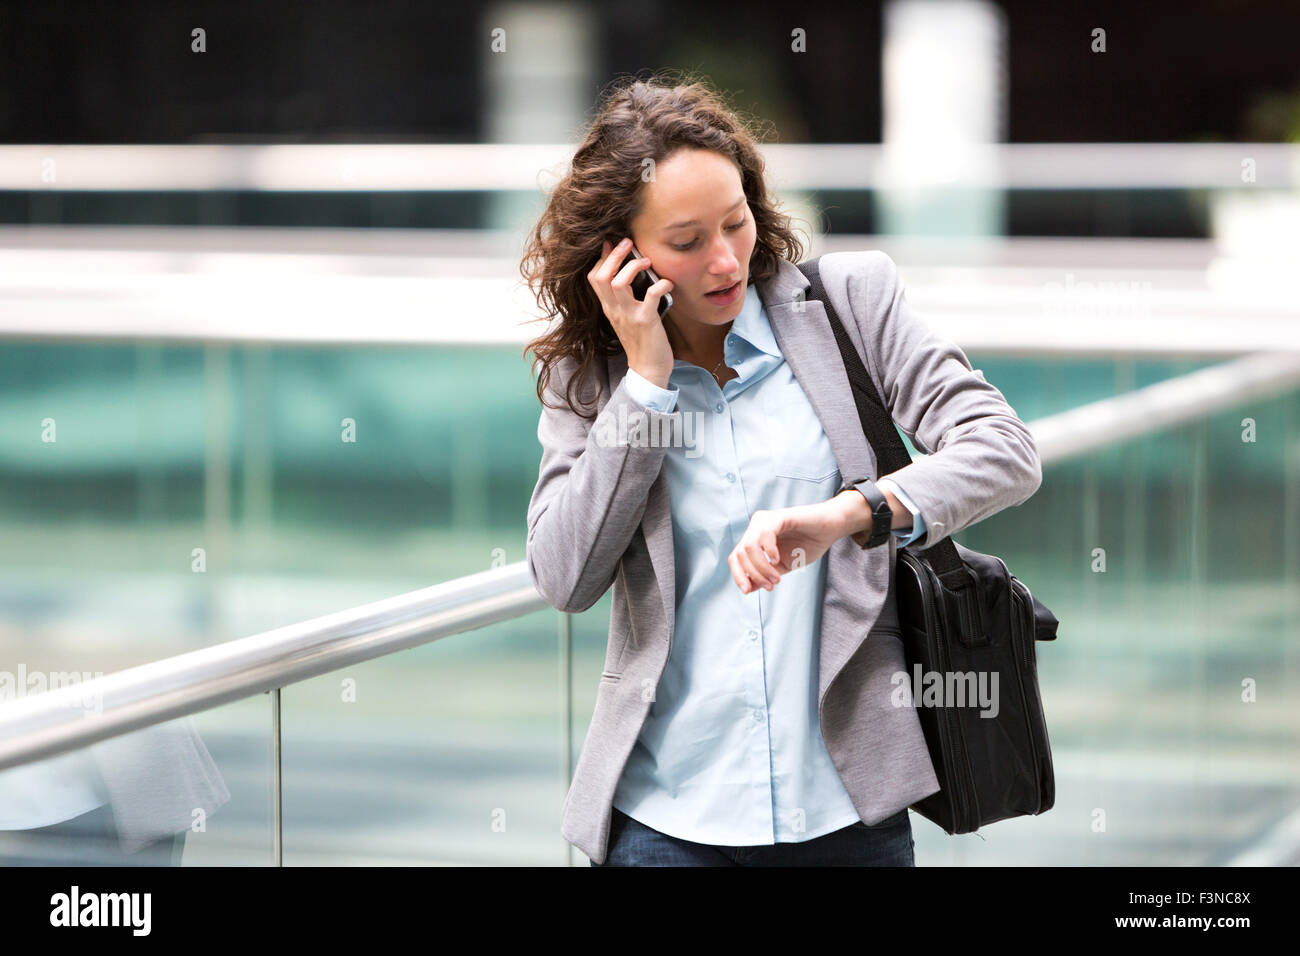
[525,355,677,613]
[840,250,1043,550]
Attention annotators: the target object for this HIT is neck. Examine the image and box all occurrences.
[664,315,733,367]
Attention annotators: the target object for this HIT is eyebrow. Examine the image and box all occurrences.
[662,196,747,232]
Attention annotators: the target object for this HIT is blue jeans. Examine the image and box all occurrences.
[591,806,915,866]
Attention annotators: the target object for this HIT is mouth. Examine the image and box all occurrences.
[705,279,742,298]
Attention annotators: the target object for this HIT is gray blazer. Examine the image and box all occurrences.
[526,250,1043,864]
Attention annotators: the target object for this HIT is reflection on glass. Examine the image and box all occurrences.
[0,717,230,866]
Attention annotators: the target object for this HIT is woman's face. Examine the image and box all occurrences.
[627,147,757,330]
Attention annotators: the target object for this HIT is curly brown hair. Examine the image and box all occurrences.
[520,70,808,421]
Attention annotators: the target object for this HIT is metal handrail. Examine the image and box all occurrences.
[1031,352,1300,462]
[3,143,1298,190]
[0,563,546,771]
[2,352,1298,771]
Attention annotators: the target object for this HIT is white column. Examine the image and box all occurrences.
[878,0,1007,237]
[482,2,597,232]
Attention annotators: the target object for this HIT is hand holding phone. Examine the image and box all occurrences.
[624,242,674,318]
[589,237,676,388]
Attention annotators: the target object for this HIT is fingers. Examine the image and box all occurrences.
[593,237,636,284]
[588,238,626,302]
[647,276,674,304]
[728,550,764,594]
[595,237,629,277]
[729,539,780,593]
[727,514,797,593]
[589,237,661,321]
[759,529,789,574]
[612,254,651,292]
[589,239,628,319]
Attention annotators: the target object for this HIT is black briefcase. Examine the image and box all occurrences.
[798,257,1059,834]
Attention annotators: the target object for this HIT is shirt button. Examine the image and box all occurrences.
[747,629,758,641]
[725,472,735,483]
[753,708,764,722]
[715,402,724,413]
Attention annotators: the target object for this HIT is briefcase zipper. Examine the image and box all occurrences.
[908,552,973,833]
[933,586,974,832]
[1003,566,1043,810]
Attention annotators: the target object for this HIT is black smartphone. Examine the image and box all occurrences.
[620,241,673,317]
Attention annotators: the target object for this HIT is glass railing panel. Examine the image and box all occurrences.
[279,605,562,864]
[0,695,273,866]
[920,380,1299,864]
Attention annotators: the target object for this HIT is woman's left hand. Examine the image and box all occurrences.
[727,499,847,594]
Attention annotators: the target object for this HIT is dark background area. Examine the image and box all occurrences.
[0,0,1295,235]
[1,0,1297,144]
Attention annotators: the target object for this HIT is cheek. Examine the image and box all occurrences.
[672,254,708,280]
[660,257,698,287]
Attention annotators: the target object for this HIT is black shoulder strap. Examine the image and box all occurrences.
[795,257,909,476]
[796,256,962,570]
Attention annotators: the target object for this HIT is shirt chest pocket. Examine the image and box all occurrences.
[759,375,841,483]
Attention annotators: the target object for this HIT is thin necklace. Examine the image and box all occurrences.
[709,357,728,386]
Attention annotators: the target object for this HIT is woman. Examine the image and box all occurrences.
[521,74,1042,866]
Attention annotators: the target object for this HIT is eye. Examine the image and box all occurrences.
[671,217,748,252]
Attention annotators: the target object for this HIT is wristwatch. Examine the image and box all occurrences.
[840,476,892,549]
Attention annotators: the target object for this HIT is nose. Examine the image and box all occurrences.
[707,234,740,275]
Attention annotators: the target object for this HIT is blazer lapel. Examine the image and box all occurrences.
[757,260,879,486]
[605,349,677,644]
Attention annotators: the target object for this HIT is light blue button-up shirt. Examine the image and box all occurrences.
[609,283,928,846]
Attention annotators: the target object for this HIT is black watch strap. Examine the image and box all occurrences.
[841,476,892,549]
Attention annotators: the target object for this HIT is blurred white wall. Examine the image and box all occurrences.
[878,0,1008,236]
[483,1,598,233]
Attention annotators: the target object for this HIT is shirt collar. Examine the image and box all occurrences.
[726,283,781,358]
